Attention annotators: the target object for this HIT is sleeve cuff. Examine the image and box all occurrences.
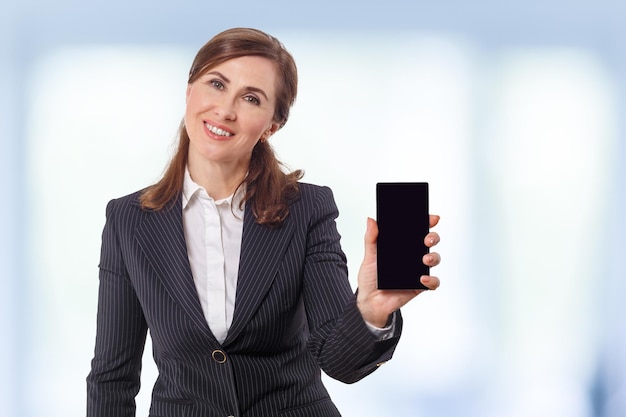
[364,312,397,341]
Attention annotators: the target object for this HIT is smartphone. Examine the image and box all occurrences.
[376,182,430,290]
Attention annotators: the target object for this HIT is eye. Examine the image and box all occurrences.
[243,95,261,105]
[209,79,225,90]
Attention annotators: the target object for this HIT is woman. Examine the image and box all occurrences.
[86,27,441,417]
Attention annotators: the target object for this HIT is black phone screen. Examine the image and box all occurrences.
[376,182,430,290]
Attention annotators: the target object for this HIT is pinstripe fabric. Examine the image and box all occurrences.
[87,183,403,417]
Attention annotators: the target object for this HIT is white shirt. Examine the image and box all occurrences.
[182,169,244,344]
[182,168,394,344]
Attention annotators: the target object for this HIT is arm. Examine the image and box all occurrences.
[86,200,148,417]
[302,186,402,383]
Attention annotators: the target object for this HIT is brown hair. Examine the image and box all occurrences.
[140,28,303,227]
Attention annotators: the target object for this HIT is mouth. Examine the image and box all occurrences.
[204,122,234,137]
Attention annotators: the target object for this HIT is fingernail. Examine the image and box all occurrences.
[429,237,435,245]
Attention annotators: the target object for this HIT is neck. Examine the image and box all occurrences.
[187,154,249,200]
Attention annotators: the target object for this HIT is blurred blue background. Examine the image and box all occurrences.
[1,1,625,416]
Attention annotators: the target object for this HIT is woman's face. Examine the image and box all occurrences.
[185,55,280,170]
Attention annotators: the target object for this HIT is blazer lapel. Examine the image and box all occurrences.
[224,206,295,346]
[134,197,214,342]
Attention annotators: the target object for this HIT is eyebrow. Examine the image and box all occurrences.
[206,70,270,101]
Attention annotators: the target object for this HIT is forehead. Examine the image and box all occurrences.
[204,56,279,92]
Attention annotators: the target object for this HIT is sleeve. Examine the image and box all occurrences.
[364,312,397,341]
[302,186,403,384]
[86,199,148,417]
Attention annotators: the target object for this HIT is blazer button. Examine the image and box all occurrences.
[212,349,227,363]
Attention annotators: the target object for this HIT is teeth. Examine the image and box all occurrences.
[205,123,233,137]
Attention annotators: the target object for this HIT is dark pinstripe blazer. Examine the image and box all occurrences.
[87,183,403,417]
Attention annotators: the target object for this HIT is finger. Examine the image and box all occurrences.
[429,214,440,228]
[424,232,440,248]
[420,275,440,290]
[423,252,441,267]
[363,217,379,261]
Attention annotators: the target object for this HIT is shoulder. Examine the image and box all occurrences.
[296,182,336,204]
[290,182,339,220]
[105,189,145,216]
[103,188,170,229]
[293,182,337,210]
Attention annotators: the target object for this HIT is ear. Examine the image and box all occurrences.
[260,123,280,143]
[185,84,192,103]
[267,122,281,136]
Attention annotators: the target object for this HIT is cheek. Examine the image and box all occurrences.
[183,97,195,125]
[186,84,218,113]
[247,115,275,135]
[184,91,210,131]
[185,89,203,113]
[247,124,268,141]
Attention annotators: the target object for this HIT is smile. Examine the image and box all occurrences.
[205,122,233,137]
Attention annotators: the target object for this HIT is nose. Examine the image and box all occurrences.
[213,97,237,121]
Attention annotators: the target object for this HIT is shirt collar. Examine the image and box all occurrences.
[182,168,203,209]
[182,167,246,215]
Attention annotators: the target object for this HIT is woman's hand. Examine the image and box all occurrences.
[356,215,441,328]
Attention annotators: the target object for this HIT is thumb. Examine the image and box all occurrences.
[364,217,378,262]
